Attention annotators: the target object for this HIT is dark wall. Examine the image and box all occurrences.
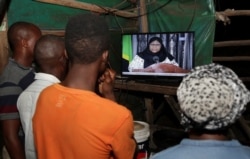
[214,0,250,41]
[213,0,250,88]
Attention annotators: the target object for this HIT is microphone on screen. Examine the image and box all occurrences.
[153,56,159,64]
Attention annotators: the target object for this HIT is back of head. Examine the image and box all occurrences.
[177,63,250,131]
[8,21,41,52]
[34,34,67,81]
[64,13,110,64]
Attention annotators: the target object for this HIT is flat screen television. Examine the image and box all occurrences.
[121,31,195,83]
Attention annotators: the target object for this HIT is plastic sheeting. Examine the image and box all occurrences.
[7,0,135,29]
[146,0,215,66]
[7,0,215,67]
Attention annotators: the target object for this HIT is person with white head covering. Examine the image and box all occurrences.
[151,63,250,159]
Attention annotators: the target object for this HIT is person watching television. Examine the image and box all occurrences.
[32,13,137,159]
[151,63,250,159]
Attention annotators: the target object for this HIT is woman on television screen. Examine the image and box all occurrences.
[127,36,188,73]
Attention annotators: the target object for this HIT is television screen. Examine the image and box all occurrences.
[121,32,195,80]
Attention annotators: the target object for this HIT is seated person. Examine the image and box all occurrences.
[128,37,188,73]
[151,63,250,159]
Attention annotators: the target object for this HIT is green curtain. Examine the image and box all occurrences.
[7,0,134,30]
[146,0,216,66]
[8,0,215,70]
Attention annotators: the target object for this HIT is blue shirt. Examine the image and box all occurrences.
[151,139,250,159]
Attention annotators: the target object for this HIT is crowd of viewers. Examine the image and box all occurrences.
[0,13,249,159]
[0,13,137,159]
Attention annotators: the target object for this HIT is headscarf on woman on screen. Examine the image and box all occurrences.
[128,37,179,72]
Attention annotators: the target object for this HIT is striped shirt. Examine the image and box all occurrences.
[0,58,35,120]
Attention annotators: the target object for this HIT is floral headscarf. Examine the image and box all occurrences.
[177,63,250,130]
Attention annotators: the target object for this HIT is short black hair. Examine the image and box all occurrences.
[34,34,65,64]
[65,13,110,64]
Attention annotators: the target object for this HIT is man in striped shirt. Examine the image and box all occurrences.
[0,21,41,159]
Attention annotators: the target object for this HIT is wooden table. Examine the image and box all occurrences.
[114,79,178,95]
[114,79,183,149]
[114,79,250,146]
[114,79,182,122]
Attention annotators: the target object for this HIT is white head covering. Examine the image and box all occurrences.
[177,63,250,130]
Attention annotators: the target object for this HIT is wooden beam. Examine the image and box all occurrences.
[216,9,250,25]
[213,56,250,61]
[214,40,250,47]
[42,30,65,36]
[240,77,250,82]
[218,9,250,17]
[35,0,137,18]
[114,80,178,95]
[41,26,139,36]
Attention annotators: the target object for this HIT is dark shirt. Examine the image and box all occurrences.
[0,58,35,120]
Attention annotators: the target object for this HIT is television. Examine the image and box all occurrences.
[121,31,195,83]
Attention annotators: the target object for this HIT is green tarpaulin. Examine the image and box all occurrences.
[8,0,215,73]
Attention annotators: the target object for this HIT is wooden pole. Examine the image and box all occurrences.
[35,0,137,18]
[0,13,8,74]
[138,0,148,33]
[0,31,8,74]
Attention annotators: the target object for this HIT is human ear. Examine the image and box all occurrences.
[64,50,68,59]
[102,50,109,62]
